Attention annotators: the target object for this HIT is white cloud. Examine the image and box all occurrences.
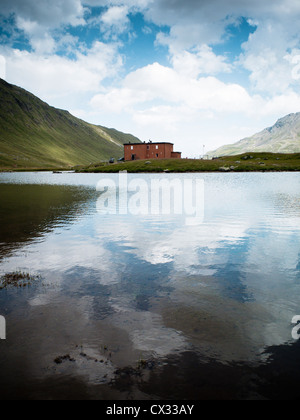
[238,18,300,95]
[0,55,6,79]
[0,0,85,54]
[132,105,195,127]
[84,0,150,8]
[285,49,300,81]
[147,0,300,98]
[1,41,123,107]
[99,5,130,38]
[91,62,254,114]
[145,0,300,34]
[171,46,232,77]
[0,0,85,28]
[91,87,150,113]
[14,17,56,54]
[260,92,300,117]
[101,5,129,26]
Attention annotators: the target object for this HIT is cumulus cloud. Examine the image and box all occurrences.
[0,0,85,28]
[100,5,130,38]
[0,0,85,54]
[171,45,232,77]
[16,18,56,54]
[238,20,300,95]
[101,5,129,26]
[2,0,300,94]
[2,41,123,107]
[89,59,300,155]
[145,0,300,35]
[91,62,254,114]
[84,0,150,8]
[147,0,300,97]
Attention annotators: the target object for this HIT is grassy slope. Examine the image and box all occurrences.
[0,78,140,169]
[209,113,300,157]
[78,153,300,173]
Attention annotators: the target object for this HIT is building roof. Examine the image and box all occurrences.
[124,142,174,146]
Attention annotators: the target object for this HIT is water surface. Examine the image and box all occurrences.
[0,171,300,400]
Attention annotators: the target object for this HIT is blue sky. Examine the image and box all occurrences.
[1,0,300,156]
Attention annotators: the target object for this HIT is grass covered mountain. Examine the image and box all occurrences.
[209,113,300,157]
[0,78,140,169]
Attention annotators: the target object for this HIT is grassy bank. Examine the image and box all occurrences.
[77,153,300,173]
[0,167,71,173]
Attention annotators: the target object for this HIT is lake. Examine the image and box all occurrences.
[0,171,300,400]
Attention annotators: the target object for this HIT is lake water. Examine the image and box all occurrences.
[0,171,300,400]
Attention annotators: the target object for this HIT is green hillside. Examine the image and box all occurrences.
[0,78,140,169]
[78,153,300,173]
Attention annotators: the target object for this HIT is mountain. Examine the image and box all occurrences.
[0,78,140,169]
[209,113,300,157]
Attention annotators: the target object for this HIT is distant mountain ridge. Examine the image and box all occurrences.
[0,78,140,168]
[209,112,300,157]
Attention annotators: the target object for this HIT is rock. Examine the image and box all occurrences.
[219,166,231,172]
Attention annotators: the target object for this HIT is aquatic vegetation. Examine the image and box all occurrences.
[0,272,42,290]
[54,355,76,365]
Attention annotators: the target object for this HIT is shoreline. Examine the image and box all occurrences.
[1,169,300,174]
[76,153,300,174]
[1,153,300,174]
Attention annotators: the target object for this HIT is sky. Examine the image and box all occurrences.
[1,0,300,157]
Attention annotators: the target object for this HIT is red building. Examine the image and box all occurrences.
[124,142,182,161]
